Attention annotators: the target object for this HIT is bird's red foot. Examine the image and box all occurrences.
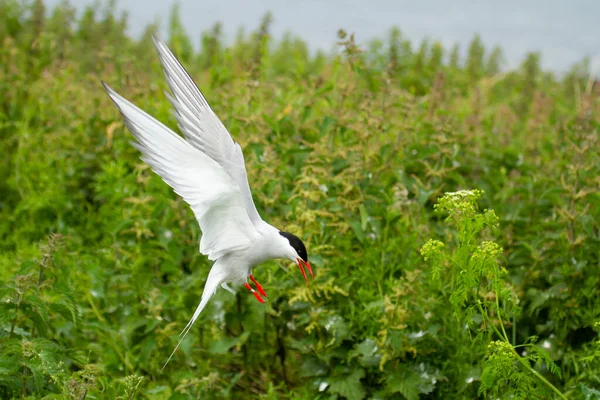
[245,282,265,303]
[249,274,267,298]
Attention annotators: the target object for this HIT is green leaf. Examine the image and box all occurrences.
[579,383,600,400]
[386,369,421,400]
[359,204,369,231]
[300,356,328,378]
[329,368,366,400]
[318,115,336,135]
[17,260,38,275]
[208,336,239,355]
[350,221,365,244]
[56,290,80,326]
[300,105,313,124]
[348,338,380,367]
[145,384,171,400]
[314,81,334,97]
[0,354,20,377]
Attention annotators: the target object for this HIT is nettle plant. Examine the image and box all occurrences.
[0,235,145,399]
[420,190,567,399]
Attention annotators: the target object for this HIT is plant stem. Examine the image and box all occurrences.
[476,302,504,341]
[23,366,27,396]
[86,293,106,323]
[37,255,47,286]
[38,238,55,287]
[9,293,21,339]
[515,356,568,400]
[495,293,509,342]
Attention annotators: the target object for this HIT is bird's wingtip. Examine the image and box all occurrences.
[100,81,127,112]
[152,34,167,51]
[101,80,115,96]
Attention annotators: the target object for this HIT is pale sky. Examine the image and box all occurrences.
[47,0,599,74]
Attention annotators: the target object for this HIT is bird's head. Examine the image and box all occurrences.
[279,231,313,282]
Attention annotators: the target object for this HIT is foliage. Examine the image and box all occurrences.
[1,0,599,398]
[421,190,563,398]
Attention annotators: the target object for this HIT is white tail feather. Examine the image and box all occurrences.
[161,265,225,371]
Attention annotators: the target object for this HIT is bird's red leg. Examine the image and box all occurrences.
[244,282,265,304]
[249,275,267,298]
[296,258,308,284]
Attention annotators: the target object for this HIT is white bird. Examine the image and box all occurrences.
[102,37,312,369]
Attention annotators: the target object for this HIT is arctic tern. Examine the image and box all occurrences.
[102,37,312,368]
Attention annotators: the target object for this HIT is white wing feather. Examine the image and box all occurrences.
[152,36,264,226]
[161,260,228,370]
[102,82,259,261]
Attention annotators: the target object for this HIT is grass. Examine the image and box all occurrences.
[1,0,599,398]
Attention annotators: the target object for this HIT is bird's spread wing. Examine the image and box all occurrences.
[152,37,264,227]
[103,82,259,261]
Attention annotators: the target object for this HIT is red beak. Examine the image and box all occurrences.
[296,258,314,284]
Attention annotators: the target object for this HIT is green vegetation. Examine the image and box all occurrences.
[1,0,599,398]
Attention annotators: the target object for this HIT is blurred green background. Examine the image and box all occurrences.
[0,0,599,398]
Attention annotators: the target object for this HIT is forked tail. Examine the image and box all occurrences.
[161,265,225,370]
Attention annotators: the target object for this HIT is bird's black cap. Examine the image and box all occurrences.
[279,231,308,262]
